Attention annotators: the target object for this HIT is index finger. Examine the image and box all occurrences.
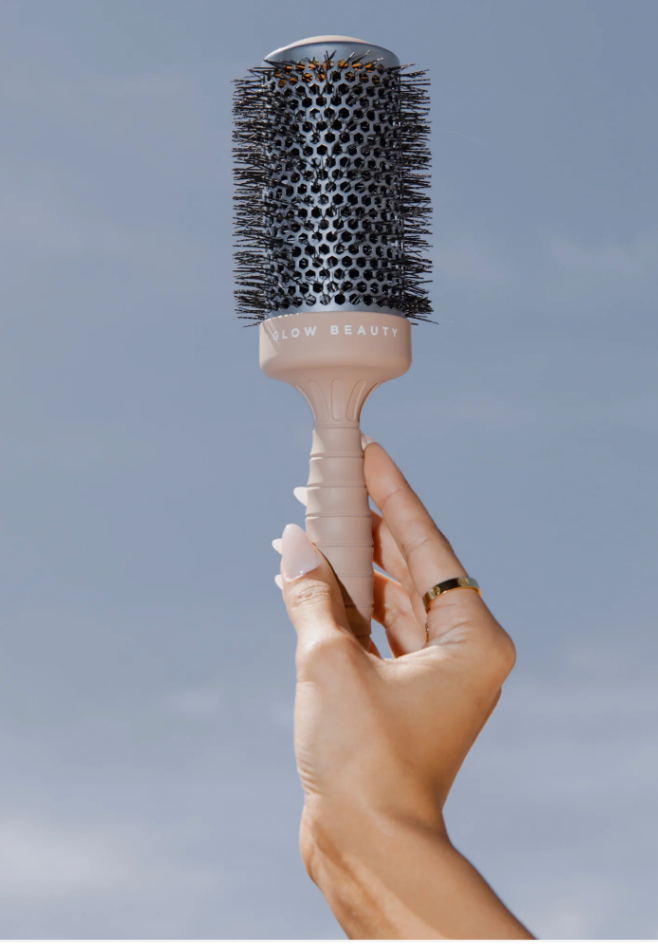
[363,441,468,600]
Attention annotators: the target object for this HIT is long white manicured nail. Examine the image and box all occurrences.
[274,574,283,590]
[272,538,282,554]
[361,433,375,450]
[293,486,308,507]
[281,523,321,580]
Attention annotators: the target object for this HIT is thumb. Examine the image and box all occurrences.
[278,524,352,656]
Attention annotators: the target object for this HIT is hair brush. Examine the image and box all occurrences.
[233,35,431,647]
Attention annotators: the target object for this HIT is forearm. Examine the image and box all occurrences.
[303,803,533,940]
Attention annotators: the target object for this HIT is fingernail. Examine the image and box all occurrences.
[281,523,321,580]
[293,486,308,507]
[361,433,375,450]
[272,538,282,554]
[274,574,283,590]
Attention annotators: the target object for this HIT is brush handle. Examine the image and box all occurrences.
[305,424,373,644]
[259,310,412,647]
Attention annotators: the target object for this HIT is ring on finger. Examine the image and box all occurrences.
[423,576,481,644]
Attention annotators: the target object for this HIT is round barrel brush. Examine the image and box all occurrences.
[233,36,432,646]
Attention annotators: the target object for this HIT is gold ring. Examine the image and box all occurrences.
[423,576,481,613]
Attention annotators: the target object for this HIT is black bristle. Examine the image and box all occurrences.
[233,52,432,322]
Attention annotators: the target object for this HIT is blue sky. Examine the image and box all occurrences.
[0,0,656,937]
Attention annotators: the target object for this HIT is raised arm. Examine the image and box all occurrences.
[273,440,533,940]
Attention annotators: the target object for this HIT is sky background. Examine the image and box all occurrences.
[0,0,656,938]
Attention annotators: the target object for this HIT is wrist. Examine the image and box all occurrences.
[302,790,447,868]
[301,797,533,940]
[301,798,451,939]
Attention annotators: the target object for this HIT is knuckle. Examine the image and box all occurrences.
[401,529,433,560]
[480,624,517,679]
[381,596,406,629]
[297,631,361,678]
[287,579,337,612]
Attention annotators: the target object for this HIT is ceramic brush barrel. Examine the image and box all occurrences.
[233,35,431,321]
[234,36,431,644]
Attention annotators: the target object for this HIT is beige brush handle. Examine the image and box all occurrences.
[306,424,373,640]
[259,310,412,647]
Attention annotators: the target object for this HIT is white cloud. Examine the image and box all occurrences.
[537,902,596,939]
[0,818,133,900]
[0,815,227,940]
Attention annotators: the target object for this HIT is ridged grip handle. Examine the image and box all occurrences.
[305,424,373,642]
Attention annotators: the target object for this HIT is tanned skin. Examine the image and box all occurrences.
[275,441,533,940]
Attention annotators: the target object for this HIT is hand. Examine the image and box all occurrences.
[273,440,532,940]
